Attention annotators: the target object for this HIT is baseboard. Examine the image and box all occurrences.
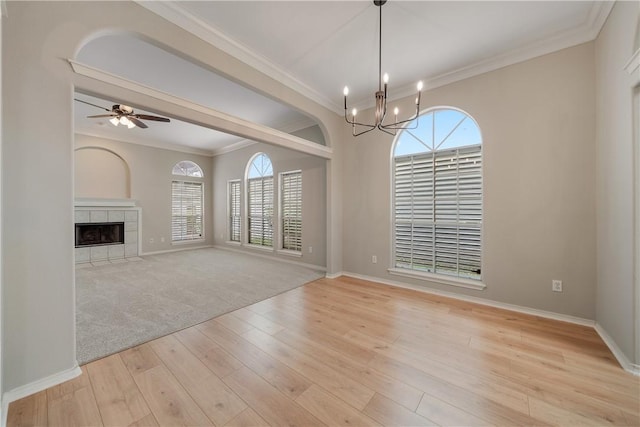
[325,271,344,279]
[340,271,595,327]
[213,244,326,272]
[595,323,640,376]
[141,244,213,256]
[2,364,82,414]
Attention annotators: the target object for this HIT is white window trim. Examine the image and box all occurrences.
[245,153,274,248]
[388,267,486,290]
[171,179,205,243]
[389,106,483,283]
[245,243,275,253]
[277,249,303,258]
[172,238,206,246]
[227,179,241,243]
[279,169,303,253]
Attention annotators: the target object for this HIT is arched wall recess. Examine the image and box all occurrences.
[74,146,131,199]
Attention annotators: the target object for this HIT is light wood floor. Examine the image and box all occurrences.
[8,276,640,426]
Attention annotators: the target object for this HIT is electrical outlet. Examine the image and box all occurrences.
[552,280,563,292]
[372,255,377,264]
[308,246,313,253]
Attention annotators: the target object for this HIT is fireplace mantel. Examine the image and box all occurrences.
[75,198,137,208]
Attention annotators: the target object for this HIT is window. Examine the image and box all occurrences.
[281,170,302,252]
[172,160,203,177]
[171,181,204,242]
[228,180,241,242]
[171,161,204,242]
[246,153,273,247]
[392,108,482,280]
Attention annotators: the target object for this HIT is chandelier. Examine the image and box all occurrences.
[343,0,423,137]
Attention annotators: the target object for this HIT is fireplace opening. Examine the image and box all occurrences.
[75,222,125,247]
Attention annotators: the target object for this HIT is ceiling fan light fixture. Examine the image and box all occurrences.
[343,0,422,137]
[109,117,120,127]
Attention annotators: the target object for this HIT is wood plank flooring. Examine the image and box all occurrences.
[8,276,640,426]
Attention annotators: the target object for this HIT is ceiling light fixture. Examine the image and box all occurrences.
[343,0,423,137]
[109,115,136,129]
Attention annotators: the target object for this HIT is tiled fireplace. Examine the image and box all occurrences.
[74,198,141,264]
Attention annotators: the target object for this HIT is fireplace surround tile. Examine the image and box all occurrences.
[90,246,108,261]
[108,245,125,259]
[125,243,138,257]
[75,210,90,223]
[75,247,90,263]
[75,200,140,264]
[108,210,125,222]
[90,210,108,223]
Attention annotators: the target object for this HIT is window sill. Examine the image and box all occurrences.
[225,241,241,246]
[171,238,205,246]
[387,268,486,291]
[277,249,302,258]
[245,244,274,252]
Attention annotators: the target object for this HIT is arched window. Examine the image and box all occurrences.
[172,160,203,178]
[171,161,204,242]
[392,107,482,281]
[246,153,274,247]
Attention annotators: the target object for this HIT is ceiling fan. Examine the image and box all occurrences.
[75,98,170,129]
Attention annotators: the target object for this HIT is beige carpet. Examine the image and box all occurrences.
[75,247,325,364]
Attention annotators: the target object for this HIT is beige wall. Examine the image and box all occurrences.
[595,0,639,365]
[342,42,597,319]
[212,142,327,268]
[75,135,214,253]
[75,146,130,199]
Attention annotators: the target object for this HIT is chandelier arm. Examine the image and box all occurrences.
[380,112,420,129]
[353,125,378,137]
[376,124,397,136]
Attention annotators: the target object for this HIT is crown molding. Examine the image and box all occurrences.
[138,1,615,116]
[625,48,640,77]
[134,1,337,113]
[75,131,215,157]
[211,139,258,157]
[387,1,616,105]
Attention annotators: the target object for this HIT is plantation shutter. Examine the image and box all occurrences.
[281,171,302,251]
[228,180,241,242]
[248,176,274,246]
[171,181,204,241]
[394,144,481,279]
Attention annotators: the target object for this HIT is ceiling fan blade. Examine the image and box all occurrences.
[127,117,148,128]
[135,114,170,123]
[86,114,117,118]
[74,98,111,112]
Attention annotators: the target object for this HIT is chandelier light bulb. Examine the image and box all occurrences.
[109,117,119,127]
[352,108,357,117]
[394,107,399,116]
[343,86,349,96]
[417,81,424,91]
[383,73,389,84]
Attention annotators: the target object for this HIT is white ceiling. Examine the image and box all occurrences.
[75,1,610,155]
